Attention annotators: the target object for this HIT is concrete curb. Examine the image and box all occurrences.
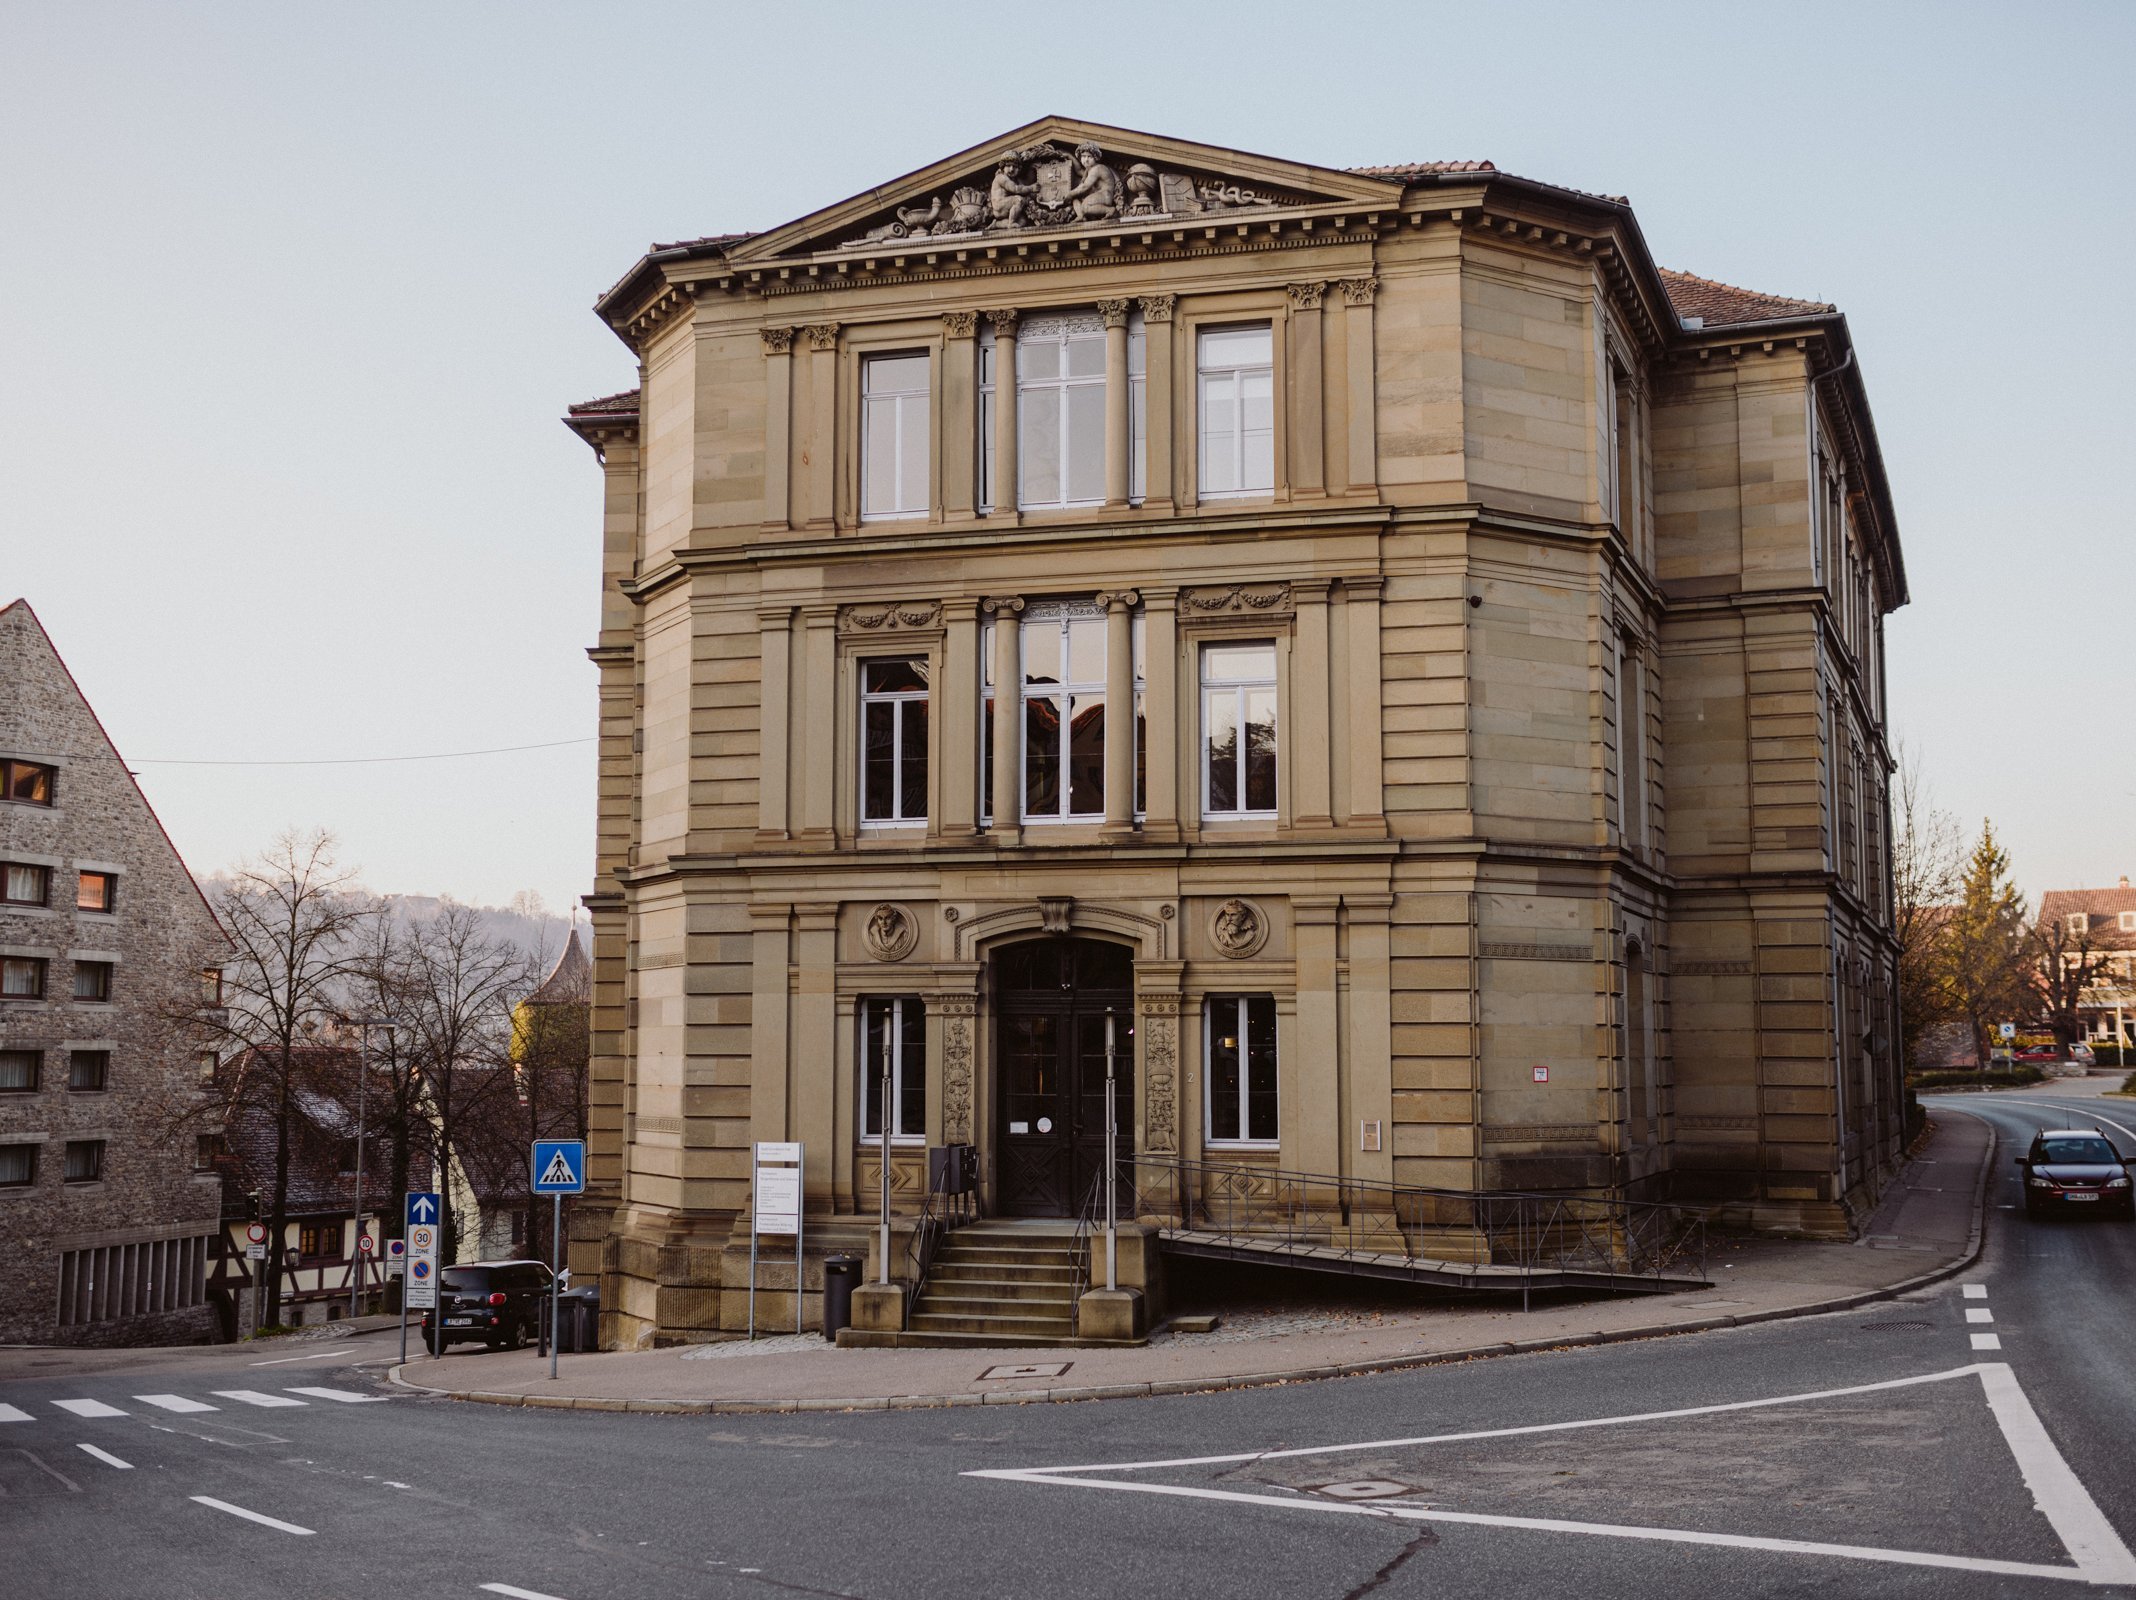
[388,1123,1998,1417]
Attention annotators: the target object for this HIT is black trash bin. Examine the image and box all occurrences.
[821,1254,862,1342]
[553,1286,600,1353]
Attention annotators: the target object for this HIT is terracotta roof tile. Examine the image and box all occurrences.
[2040,886,2136,950]
[567,388,640,417]
[1659,268,1834,326]
[1347,160,1497,179]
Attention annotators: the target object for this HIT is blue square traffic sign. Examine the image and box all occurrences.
[532,1140,586,1194]
[405,1190,441,1228]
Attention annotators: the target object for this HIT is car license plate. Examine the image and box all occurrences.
[447,1316,475,1324]
[2066,1193,2098,1202]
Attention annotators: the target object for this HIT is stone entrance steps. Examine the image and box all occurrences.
[885,1220,1118,1347]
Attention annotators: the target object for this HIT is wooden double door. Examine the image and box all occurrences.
[993,938,1135,1218]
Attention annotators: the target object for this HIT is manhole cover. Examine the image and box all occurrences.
[1859,1320,1934,1331]
[1313,1480,1417,1501]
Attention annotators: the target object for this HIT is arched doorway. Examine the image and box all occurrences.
[993,937,1134,1217]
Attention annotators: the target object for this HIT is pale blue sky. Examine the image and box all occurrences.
[4,2,2130,909]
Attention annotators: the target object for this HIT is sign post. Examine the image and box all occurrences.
[1103,1009,1118,1294]
[403,1191,440,1363]
[530,1140,586,1380]
[749,1142,803,1340]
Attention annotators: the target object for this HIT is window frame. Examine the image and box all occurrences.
[1195,323,1276,503]
[859,350,933,523]
[858,994,927,1142]
[2,861,51,906]
[2,955,49,1000]
[2070,913,2090,938]
[1016,602,1110,823]
[1203,994,1280,1148]
[67,1049,109,1092]
[1012,312,1109,513]
[72,960,114,1003]
[2,759,57,806]
[62,1139,105,1185]
[857,656,931,828]
[0,1048,39,1092]
[981,609,1143,826]
[0,1143,36,1188]
[1199,640,1279,821]
[75,870,116,913]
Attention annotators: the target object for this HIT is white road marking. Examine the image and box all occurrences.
[283,1386,389,1404]
[52,1399,127,1418]
[973,1362,2136,1586]
[1994,1100,2136,1144]
[1974,1334,2004,1351]
[190,1496,315,1536]
[135,1394,218,1413]
[1967,1308,1995,1324]
[211,1390,307,1408]
[479,1585,570,1600]
[0,1403,33,1423]
[1980,1361,2136,1583]
[1963,1285,1988,1299]
[77,1443,132,1469]
[250,1350,341,1366]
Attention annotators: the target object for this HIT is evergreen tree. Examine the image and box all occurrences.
[1935,822,2032,1065]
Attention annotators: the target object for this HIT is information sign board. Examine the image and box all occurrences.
[404,1193,441,1310]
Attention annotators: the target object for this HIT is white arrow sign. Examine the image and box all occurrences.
[409,1195,438,1223]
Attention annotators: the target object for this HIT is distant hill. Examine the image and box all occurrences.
[198,877,587,972]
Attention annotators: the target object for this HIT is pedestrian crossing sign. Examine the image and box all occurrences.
[532,1139,586,1194]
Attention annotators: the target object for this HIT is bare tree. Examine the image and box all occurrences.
[388,904,532,1263]
[2029,915,2117,1056]
[1891,745,1965,1066]
[340,915,438,1285]
[187,831,373,1327]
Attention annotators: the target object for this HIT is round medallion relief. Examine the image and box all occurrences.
[1210,897,1269,959]
[862,902,919,962]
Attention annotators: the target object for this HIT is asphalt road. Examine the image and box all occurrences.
[6,1095,2135,1600]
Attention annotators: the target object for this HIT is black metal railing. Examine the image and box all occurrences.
[1114,1154,1707,1293]
[900,1158,976,1307]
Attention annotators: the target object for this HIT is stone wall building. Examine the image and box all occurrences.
[563,120,1909,1347]
[0,599,229,1345]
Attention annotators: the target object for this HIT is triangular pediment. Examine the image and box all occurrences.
[727,117,1407,263]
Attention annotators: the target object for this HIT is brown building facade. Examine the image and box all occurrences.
[0,600,229,1345]
[564,120,1909,1347]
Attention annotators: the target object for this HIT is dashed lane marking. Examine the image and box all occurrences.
[1974,1334,2004,1351]
[284,1387,389,1404]
[479,1585,571,1600]
[1963,1285,1988,1299]
[77,1443,132,1469]
[1967,1308,1995,1324]
[190,1496,314,1536]
[52,1399,127,1418]
[135,1394,218,1413]
[210,1390,307,1409]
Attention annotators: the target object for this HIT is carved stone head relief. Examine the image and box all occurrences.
[863,903,918,962]
[1211,898,1269,959]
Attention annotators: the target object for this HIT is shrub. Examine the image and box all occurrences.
[1908,1066,2046,1091]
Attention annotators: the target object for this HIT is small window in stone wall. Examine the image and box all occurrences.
[0,1144,35,1186]
[73,961,113,1002]
[2,862,49,905]
[0,1049,38,1091]
[63,1139,104,1183]
[2,956,47,999]
[194,1133,226,1171]
[76,871,116,913]
[68,1049,109,1091]
[3,759,56,805]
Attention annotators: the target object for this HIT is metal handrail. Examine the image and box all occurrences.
[1067,1168,1110,1309]
[1128,1153,1706,1290]
[901,1162,957,1307]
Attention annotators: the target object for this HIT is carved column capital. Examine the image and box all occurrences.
[942,310,978,340]
[1138,293,1176,324]
[983,307,1020,336]
[803,322,840,352]
[981,595,1025,617]
[1286,281,1327,311]
[1339,277,1380,306]
[1097,298,1132,328]
[760,326,796,355]
[1096,589,1140,612]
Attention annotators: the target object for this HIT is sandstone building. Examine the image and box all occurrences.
[563,120,1909,1346]
[0,600,229,1345]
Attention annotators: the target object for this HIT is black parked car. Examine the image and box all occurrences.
[421,1260,555,1352]
[2018,1130,2134,1219]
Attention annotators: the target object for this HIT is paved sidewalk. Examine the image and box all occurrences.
[389,1112,1992,1414]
